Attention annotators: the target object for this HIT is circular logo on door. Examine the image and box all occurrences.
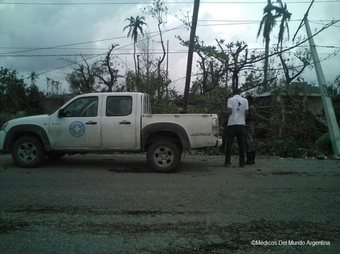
[69,121,86,137]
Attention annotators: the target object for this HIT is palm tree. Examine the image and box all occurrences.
[276,0,292,51]
[258,1,291,89]
[28,71,39,86]
[123,16,147,76]
[257,1,280,89]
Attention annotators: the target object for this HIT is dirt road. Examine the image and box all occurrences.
[0,153,339,253]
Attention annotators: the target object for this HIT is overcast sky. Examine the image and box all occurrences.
[1,0,339,94]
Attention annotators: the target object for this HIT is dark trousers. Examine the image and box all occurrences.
[225,125,246,165]
[246,122,254,152]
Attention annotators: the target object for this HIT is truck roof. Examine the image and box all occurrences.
[77,92,146,96]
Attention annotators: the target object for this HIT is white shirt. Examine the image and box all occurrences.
[227,94,249,126]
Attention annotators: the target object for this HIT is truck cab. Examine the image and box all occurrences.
[48,92,149,150]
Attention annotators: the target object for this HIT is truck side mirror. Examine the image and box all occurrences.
[58,109,65,118]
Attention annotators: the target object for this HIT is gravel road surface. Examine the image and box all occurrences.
[0,153,339,253]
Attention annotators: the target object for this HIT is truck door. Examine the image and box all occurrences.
[101,95,137,149]
[49,95,101,149]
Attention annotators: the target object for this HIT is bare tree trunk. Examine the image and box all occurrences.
[279,101,285,138]
[263,36,270,90]
[133,42,138,88]
[157,22,166,99]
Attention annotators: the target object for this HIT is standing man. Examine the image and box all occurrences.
[224,89,248,167]
[245,95,256,165]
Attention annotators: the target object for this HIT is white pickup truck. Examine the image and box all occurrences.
[0,92,222,171]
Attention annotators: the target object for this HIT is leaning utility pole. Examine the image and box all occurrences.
[305,18,340,156]
[182,0,200,112]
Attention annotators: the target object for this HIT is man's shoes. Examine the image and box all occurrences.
[223,162,231,167]
[246,151,256,165]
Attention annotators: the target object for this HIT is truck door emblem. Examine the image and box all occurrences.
[69,121,86,137]
[191,133,211,136]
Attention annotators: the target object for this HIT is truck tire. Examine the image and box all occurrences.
[147,140,180,172]
[12,136,45,168]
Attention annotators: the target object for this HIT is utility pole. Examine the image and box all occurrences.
[305,18,340,156]
[182,0,200,112]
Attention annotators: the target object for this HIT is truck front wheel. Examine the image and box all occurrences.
[147,140,180,172]
[12,136,45,168]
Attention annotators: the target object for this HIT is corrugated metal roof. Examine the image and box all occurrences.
[256,82,320,98]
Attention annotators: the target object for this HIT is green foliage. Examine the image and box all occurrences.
[0,67,26,113]
[188,87,228,114]
[0,67,45,125]
[151,93,182,114]
[254,89,328,158]
[66,45,121,93]
[184,80,334,158]
[315,133,332,155]
[125,69,179,114]
[67,65,96,94]
[0,111,26,128]
[126,70,165,96]
[184,147,220,156]
[270,139,304,158]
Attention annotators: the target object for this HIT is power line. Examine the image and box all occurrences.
[2,45,338,58]
[1,0,339,5]
[0,51,187,57]
[0,19,336,56]
[0,36,126,55]
[0,23,187,56]
[1,1,338,79]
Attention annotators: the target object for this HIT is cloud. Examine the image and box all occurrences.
[0,0,339,94]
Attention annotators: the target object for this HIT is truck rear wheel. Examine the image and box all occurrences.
[12,136,45,168]
[147,140,180,172]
